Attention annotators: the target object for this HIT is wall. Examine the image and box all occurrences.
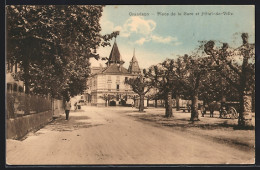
[6,110,53,140]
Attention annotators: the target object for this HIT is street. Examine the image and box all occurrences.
[6,106,254,165]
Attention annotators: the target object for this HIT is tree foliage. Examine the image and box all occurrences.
[99,94,115,106]
[204,33,255,127]
[125,70,152,112]
[173,53,216,121]
[6,5,119,100]
[147,59,176,117]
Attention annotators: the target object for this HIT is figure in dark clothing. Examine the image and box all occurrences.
[64,100,71,120]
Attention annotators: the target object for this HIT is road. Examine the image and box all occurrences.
[6,106,254,165]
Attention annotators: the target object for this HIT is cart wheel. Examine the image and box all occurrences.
[228,107,238,119]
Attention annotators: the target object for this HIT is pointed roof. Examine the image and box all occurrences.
[107,40,125,65]
[128,49,141,74]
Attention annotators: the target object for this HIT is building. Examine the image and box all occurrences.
[85,40,142,106]
[6,61,24,93]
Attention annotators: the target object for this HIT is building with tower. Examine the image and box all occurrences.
[85,40,143,106]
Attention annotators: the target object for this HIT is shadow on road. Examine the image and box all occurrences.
[125,112,254,151]
[46,115,103,132]
[131,114,234,130]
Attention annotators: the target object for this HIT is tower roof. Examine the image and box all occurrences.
[128,49,141,74]
[107,40,124,65]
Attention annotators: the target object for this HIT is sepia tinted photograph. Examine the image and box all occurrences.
[5,5,255,165]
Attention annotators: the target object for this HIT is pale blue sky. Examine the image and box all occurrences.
[90,5,255,69]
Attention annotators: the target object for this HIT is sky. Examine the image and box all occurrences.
[90,5,255,69]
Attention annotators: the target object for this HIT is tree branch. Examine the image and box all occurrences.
[218,71,240,91]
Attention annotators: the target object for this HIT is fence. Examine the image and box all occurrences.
[6,92,52,119]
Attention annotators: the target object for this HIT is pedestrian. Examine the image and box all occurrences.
[74,102,77,111]
[187,103,191,113]
[200,105,205,117]
[209,102,215,118]
[64,99,71,120]
[131,101,134,108]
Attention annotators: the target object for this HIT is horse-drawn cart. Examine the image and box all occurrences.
[207,101,240,119]
[219,102,239,119]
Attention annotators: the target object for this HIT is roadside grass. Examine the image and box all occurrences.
[123,107,255,150]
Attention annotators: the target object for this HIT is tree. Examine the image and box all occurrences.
[125,70,152,112]
[174,54,212,121]
[99,94,115,106]
[204,33,255,127]
[171,57,189,111]
[6,5,119,100]
[199,68,240,106]
[147,59,176,118]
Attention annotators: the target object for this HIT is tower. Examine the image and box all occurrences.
[106,39,125,66]
[128,48,141,75]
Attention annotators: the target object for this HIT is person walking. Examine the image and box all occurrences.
[64,99,71,120]
[200,105,206,117]
[74,102,77,111]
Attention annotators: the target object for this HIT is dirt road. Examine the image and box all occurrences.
[6,106,254,165]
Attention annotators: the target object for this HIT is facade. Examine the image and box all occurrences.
[85,41,142,106]
[6,60,24,93]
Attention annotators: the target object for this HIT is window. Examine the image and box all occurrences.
[15,63,17,73]
[108,84,111,91]
[116,84,119,91]
[116,76,120,84]
[107,76,112,83]
[7,84,12,93]
[10,63,13,72]
[13,83,17,92]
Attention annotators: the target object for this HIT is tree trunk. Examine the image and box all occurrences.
[51,97,54,116]
[165,96,168,114]
[139,94,145,112]
[24,59,30,94]
[252,90,255,112]
[23,58,30,115]
[202,100,206,115]
[155,99,157,108]
[190,91,199,121]
[165,91,173,118]
[238,46,252,127]
[238,91,252,127]
[176,94,180,111]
